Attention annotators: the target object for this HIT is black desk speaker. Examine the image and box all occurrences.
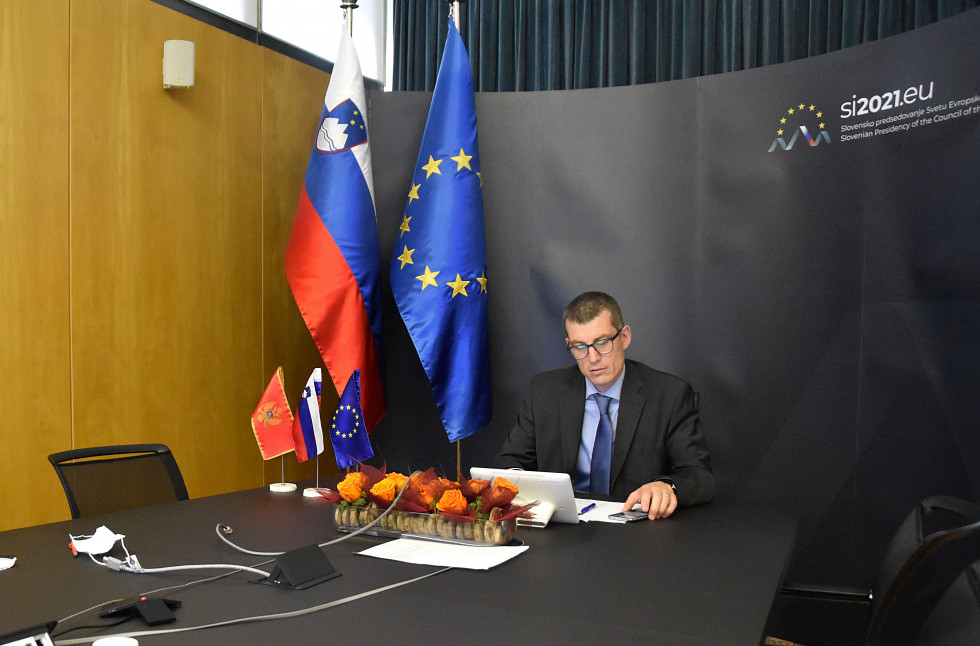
[253,544,341,590]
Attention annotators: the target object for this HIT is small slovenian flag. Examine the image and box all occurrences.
[328,369,374,469]
[292,368,324,463]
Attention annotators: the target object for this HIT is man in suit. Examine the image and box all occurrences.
[497,291,714,519]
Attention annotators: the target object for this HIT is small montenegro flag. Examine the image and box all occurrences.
[250,367,295,460]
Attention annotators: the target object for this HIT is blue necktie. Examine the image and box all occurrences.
[591,393,613,495]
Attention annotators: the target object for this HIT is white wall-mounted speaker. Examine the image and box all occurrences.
[163,40,195,89]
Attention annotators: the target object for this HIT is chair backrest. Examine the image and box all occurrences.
[48,444,189,519]
[866,496,980,646]
[915,560,980,645]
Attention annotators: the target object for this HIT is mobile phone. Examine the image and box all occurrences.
[609,510,648,522]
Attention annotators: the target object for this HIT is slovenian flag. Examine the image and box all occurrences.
[292,368,324,462]
[284,24,385,433]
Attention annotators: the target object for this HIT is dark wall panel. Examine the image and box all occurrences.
[365,9,980,585]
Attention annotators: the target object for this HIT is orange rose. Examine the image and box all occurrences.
[481,476,519,510]
[386,472,409,492]
[337,472,371,503]
[401,472,432,507]
[436,488,469,514]
[370,477,397,503]
[492,477,519,496]
[420,476,454,500]
[462,478,490,500]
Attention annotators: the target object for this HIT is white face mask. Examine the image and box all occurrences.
[69,525,125,556]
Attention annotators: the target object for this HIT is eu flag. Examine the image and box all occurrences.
[390,20,491,442]
[328,369,374,469]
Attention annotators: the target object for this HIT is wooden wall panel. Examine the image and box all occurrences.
[1,0,342,530]
[0,0,72,530]
[69,0,265,499]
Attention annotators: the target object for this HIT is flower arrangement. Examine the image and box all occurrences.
[315,464,536,545]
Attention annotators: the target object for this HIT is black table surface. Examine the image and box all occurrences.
[0,486,797,645]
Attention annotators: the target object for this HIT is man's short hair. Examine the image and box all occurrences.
[563,291,624,334]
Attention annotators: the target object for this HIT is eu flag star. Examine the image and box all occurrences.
[397,246,415,269]
[451,148,473,171]
[407,183,421,205]
[447,274,470,298]
[416,266,440,290]
[422,155,443,179]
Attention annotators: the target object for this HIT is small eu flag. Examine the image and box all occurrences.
[328,369,374,469]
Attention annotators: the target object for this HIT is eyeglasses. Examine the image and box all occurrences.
[567,328,623,360]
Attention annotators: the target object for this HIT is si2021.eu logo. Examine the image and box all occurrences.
[768,102,831,152]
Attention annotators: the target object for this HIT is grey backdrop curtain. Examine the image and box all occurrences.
[392,0,979,91]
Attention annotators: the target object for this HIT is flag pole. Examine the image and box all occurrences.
[258,367,295,493]
[450,1,461,31]
[326,2,362,490]
[341,1,358,34]
[303,455,322,497]
[270,454,297,492]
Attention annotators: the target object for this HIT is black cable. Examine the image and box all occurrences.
[51,614,133,638]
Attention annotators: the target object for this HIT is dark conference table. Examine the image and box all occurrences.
[0,485,797,645]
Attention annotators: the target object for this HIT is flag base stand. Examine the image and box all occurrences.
[267,455,296,492]
[302,487,321,498]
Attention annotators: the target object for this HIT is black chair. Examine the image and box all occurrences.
[48,444,189,519]
[765,496,980,646]
[915,560,980,645]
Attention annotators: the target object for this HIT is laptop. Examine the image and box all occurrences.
[469,467,580,527]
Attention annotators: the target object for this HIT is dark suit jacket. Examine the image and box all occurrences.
[497,360,715,506]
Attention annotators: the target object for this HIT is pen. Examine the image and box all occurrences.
[579,502,596,515]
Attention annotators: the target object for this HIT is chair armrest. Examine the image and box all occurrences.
[779,583,873,602]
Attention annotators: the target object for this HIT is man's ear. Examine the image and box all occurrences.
[620,325,632,350]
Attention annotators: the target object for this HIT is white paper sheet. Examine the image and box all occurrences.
[575,498,634,523]
[357,538,528,570]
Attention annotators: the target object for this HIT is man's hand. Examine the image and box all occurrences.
[623,481,677,520]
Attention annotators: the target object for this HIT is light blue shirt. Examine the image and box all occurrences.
[573,366,626,491]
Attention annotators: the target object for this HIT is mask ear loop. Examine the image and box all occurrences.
[69,530,99,558]
[118,536,131,560]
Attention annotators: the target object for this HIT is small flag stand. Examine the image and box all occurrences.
[270,456,297,493]
[302,456,322,497]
